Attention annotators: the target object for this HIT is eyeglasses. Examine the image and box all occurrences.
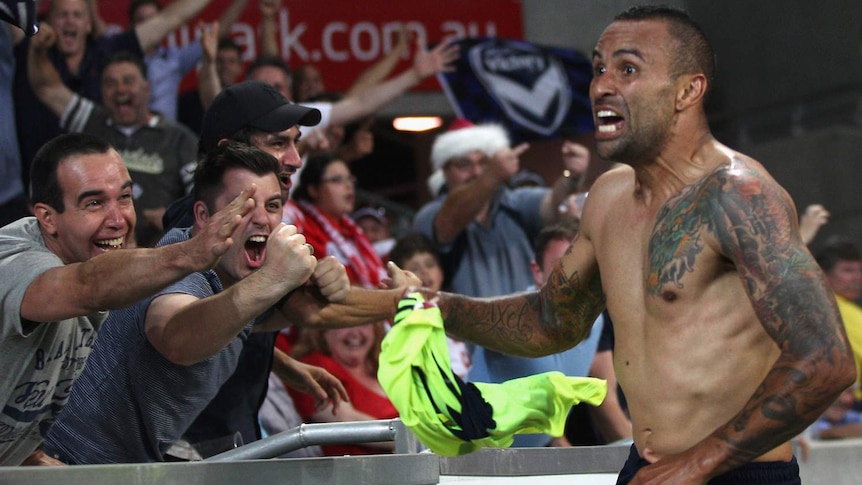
[446,156,487,171]
[320,175,357,185]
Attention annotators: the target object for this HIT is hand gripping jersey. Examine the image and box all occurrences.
[378,292,607,456]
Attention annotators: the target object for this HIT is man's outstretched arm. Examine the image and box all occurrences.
[21,189,255,324]
[435,228,605,357]
[328,37,459,126]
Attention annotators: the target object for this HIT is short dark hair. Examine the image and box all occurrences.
[389,232,440,269]
[102,50,148,79]
[217,37,242,55]
[246,55,291,81]
[293,154,341,202]
[29,133,114,213]
[193,141,281,212]
[223,126,270,148]
[615,5,716,91]
[128,0,161,25]
[534,218,580,268]
[816,236,862,273]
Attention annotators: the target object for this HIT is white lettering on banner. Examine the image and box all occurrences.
[280,8,308,61]
[232,23,258,61]
[483,50,546,72]
[278,8,498,64]
[352,22,379,61]
[157,23,258,62]
[323,22,348,62]
[441,20,497,39]
[125,8,500,65]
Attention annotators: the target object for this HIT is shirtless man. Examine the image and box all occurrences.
[427,6,855,484]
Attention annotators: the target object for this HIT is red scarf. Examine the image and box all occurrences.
[296,200,385,288]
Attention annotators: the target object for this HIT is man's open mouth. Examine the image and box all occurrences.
[245,235,267,266]
[596,109,624,134]
[94,236,124,251]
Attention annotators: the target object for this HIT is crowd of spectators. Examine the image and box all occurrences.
[2,1,861,474]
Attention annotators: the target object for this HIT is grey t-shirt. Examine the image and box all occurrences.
[0,218,106,465]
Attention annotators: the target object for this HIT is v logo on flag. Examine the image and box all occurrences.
[470,40,571,136]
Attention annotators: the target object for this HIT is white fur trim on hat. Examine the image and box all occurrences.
[430,124,510,172]
[426,170,446,197]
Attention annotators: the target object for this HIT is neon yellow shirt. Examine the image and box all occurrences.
[378,293,607,456]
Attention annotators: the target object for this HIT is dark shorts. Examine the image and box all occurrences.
[616,444,800,485]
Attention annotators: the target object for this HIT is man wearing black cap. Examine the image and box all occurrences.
[162,80,413,456]
[176,80,327,453]
[163,79,321,230]
[155,80,324,453]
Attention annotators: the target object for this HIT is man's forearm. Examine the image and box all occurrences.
[197,55,220,109]
[136,0,211,52]
[433,174,501,244]
[329,68,419,126]
[151,270,290,365]
[283,286,401,328]
[704,351,855,476]
[217,0,249,39]
[435,288,597,358]
[259,10,278,57]
[24,240,208,323]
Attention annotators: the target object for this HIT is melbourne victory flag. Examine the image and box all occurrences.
[438,37,594,144]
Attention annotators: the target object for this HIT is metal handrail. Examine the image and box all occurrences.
[206,418,422,461]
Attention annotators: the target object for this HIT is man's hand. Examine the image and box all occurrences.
[380,261,422,289]
[29,22,57,52]
[628,452,710,485]
[799,204,829,245]
[277,357,349,415]
[259,224,317,294]
[21,449,64,466]
[259,0,281,19]
[412,36,459,79]
[561,140,590,179]
[187,187,255,269]
[311,256,350,303]
[487,143,529,183]
[199,21,220,62]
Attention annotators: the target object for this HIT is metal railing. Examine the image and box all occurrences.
[206,418,423,461]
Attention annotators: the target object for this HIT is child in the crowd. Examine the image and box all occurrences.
[389,233,472,380]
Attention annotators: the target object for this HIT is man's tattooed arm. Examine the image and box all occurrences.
[434,240,606,358]
[702,164,855,474]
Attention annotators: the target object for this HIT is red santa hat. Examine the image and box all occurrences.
[427,118,510,196]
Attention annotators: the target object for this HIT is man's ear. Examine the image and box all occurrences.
[307,184,320,202]
[675,73,707,111]
[193,200,210,229]
[33,203,58,236]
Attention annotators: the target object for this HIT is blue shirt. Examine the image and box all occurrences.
[412,186,547,297]
[145,42,202,120]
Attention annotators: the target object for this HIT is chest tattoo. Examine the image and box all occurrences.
[646,181,715,296]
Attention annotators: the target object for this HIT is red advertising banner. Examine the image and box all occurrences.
[93,0,524,92]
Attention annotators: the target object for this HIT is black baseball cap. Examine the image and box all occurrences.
[199,80,321,154]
